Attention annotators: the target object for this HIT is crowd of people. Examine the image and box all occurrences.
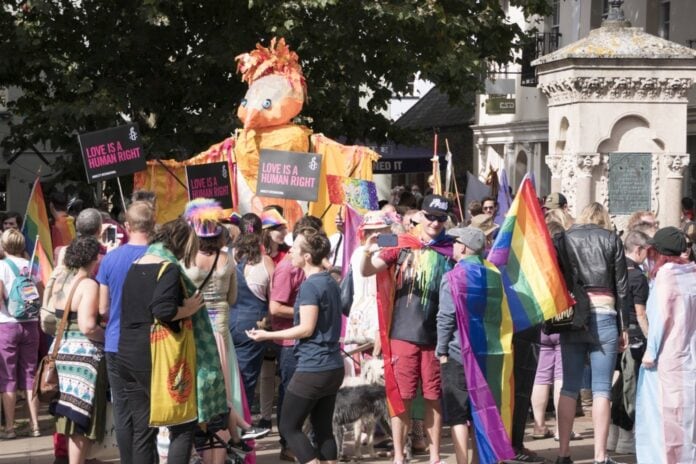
[0,185,694,464]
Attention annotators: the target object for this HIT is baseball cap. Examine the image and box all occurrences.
[447,227,485,254]
[544,192,568,210]
[422,194,451,216]
[648,226,687,256]
[470,213,499,236]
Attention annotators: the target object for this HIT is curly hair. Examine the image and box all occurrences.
[151,217,198,265]
[64,236,101,270]
[234,233,263,265]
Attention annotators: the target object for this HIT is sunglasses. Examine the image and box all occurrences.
[424,213,448,223]
[482,206,495,211]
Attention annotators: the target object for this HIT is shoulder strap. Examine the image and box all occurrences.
[51,276,87,358]
[197,251,220,292]
[5,258,20,277]
[157,261,171,280]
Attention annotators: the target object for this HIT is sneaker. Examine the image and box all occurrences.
[279,446,296,462]
[256,418,272,431]
[555,457,573,464]
[31,428,41,437]
[593,458,623,464]
[240,426,270,440]
[2,429,16,439]
[508,448,546,463]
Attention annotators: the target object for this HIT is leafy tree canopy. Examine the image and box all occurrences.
[0,0,549,178]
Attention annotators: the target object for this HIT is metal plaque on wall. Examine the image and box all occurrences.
[608,153,651,215]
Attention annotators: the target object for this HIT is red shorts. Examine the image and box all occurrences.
[390,339,441,401]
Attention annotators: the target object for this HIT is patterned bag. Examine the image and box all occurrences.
[149,263,197,427]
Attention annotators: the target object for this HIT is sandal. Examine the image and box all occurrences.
[532,428,553,439]
[554,431,582,441]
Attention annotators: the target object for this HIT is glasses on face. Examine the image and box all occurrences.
[423,213,448,223]
[483,206,495,212]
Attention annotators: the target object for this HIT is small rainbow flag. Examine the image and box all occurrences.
[326,175,378,211]
[487,176,573,331]
[22,178,53,267]
[447,257,515,464]
[32,240,53,287]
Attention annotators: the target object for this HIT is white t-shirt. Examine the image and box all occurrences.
[0,256,38,323]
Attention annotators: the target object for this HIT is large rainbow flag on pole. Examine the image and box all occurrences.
[487,176,573,331]
[22,179,54,285]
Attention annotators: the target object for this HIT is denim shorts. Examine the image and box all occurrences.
[560,313,618,399]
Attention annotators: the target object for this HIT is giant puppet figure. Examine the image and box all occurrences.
[135,38,378,230]
[233,38,309,225]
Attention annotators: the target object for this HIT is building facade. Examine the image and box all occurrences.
[473,0,696,198]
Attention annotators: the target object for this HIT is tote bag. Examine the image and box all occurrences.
[149,263,197,427]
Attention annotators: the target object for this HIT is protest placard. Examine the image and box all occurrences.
[256,149,322,202]
[78,124,146,183]
[185,162,234,209]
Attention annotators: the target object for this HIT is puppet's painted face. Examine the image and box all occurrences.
[237,74,304,130]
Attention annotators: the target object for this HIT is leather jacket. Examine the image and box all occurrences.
[564,223,629,330]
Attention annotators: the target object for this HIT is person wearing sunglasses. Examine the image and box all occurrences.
[482,197,498,218]
[360,194,454,464]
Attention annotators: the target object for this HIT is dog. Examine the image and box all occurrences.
[333,357,396,460]
[333,383,391,461]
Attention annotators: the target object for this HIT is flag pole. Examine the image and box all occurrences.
[29,235,39,270]
[116,177,127,214]
[23,166,42,234]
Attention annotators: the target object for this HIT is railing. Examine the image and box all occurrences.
[521,32,562,87]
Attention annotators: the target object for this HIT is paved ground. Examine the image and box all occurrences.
[0,404,638,464]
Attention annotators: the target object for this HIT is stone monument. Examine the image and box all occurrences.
[534,0,696,228]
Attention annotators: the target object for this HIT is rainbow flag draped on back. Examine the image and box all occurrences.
[375,233,453,416]
[22,179,54,287]
[447,257,515,464]
[487,177,573,331]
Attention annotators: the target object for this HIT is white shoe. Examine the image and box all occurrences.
[615,427,635,454]
[607,424,619,451]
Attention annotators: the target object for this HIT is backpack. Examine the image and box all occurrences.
[4,259,41,320]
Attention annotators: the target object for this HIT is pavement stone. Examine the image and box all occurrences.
[0,409,638,464]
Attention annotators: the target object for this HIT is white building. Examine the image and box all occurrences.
[473,0,696,198]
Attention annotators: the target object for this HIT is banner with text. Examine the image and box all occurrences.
[256,149,322,202]
[78,124,146,183]
[185,161,234,209]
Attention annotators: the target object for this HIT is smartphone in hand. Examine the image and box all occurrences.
[377,233,398,248]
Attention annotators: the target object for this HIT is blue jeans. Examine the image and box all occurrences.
[560,313,618,399]
[231,314,268,408]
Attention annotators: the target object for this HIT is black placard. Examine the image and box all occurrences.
[256,149,321,202]
[78,124,146,183]
[185,162,234,209]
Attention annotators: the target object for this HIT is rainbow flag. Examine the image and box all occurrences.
[447,257,514,464]
[51,214,76,250]
[22,179,53,267]
[375,234,453,416]
[32,240,53,287]
[487,177,573,331]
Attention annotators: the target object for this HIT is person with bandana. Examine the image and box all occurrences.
[361,194,454,464]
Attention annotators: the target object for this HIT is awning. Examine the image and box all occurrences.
[365,142,444,174]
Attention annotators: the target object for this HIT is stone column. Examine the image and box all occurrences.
[476,143,488,177]
[575,153,601,216]
[660,153,690,226]
[546,154,563,193]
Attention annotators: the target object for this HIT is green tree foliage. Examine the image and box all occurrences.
[0,0,549,174]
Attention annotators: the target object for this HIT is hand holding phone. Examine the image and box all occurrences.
[377,233,398,248]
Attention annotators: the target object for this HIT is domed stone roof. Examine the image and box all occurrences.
[533,25,696,67]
